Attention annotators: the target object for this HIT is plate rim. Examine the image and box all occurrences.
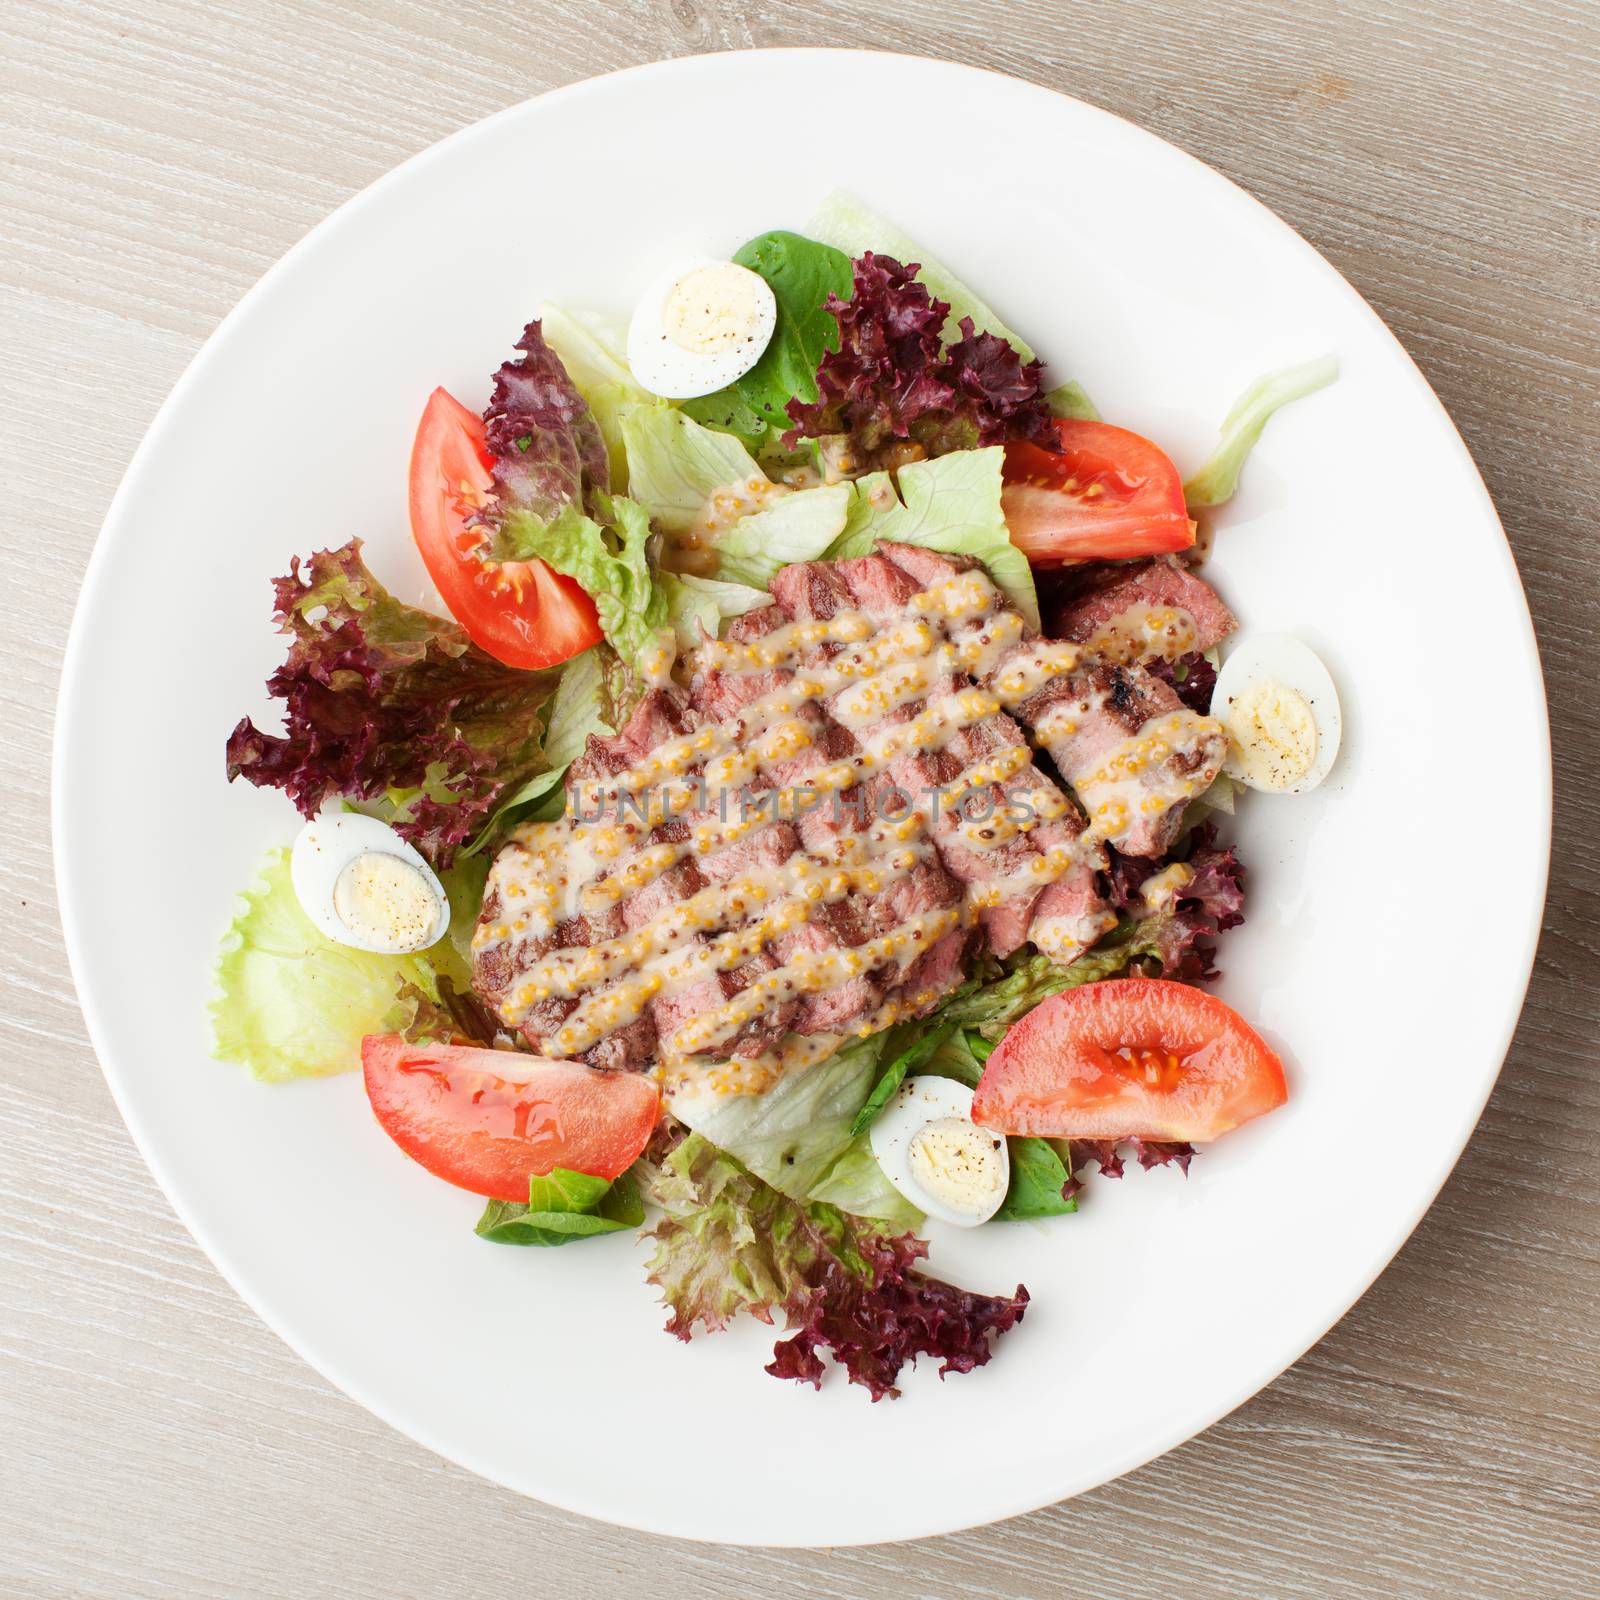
[51,46,1553,1546]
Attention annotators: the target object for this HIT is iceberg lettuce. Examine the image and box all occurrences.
[712,482,852,589]
[620,406,763,536]
[826,448,1040,630]
[1184,356,1338,509]
[667,1037,920,1228]
[536,303,650,489]
[211,848,475,1082]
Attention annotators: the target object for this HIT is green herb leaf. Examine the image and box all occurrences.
[687,230,855,455]
[849,1023,957,1138]
[474,1167,644,1248]
[994,1137,1077,1221]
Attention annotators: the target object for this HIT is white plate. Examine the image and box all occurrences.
[54,50,1550,1546]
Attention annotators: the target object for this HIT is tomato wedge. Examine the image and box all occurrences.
[971,979,1286,1143]
[408,387,602,669]
[1002,418,1195,565]
[361,1035,659,1199]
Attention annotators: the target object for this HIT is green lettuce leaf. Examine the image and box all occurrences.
[994,1137,1077,1221]
[643,1133,1029,1397]
[932,945,1134,1039]
[621,406,764,536]
[1183,356,1338,509]
[535,304,649,489]
[806,190,1037,360]
[1045,379,1100,422]
[658,572,774,647]
[713,482,852,588]
[848,1023,957,1137]
[667,1037,920,1228]
[825,448,1040,630]
[499,494,669,677]
[211,848,471,1082]
[682,230,854,454]
[475,1168,644,1247]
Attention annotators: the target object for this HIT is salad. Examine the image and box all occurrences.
[215,193,1339,1400]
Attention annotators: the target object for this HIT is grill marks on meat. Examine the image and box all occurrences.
[875,543,1228,861]
[471,541,1224,1079]
[1046,557,1236,660]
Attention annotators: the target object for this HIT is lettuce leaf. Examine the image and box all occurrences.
[712,482,852,588]
[825,448,1040,630]
[682,230,854,455]
[644,1134,1028,1399]
[1046,379,1100,421]
[621,406,764,536]
[784,253,1054,471]
[211,848,472,1082]
[461,643,629,852]
[225,541,559,866]
[475,1168,644,1247]
[500,493,668,679]
[658,572,773,646]
[848,1023,956,1137]
[1183,356,1338,509]
[807,190,1038,360]
[994,1138,1077,1221]
[667,1037,919,1228]
[535,304,649,489]
[482,320,610,529]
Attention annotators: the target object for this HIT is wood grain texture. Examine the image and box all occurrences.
[2,0,1597,1593]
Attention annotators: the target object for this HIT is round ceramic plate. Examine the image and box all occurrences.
[55,50,1550,1546]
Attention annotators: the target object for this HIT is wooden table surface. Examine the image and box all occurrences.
[3,2,1596,1594]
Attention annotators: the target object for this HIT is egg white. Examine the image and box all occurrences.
[289,812,450,954]
[626,258,776,400]
[1210,633,1342,794]
[869,1074,1010,1227]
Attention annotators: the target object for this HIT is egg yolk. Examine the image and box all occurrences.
[662,263,764,355]
[1222,678,1318,790]
[907,1117,1008,1215]
[333,852,440,952]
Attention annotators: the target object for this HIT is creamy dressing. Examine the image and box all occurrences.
[1080,602,1199,664]
[476,565,1218,1080]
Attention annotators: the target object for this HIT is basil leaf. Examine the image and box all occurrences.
[994,1137,1077,1222]
[688,230,854,454]
[849,1022,957,1138]
[474,1168,644,1248]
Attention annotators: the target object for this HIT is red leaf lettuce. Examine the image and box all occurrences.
[225,541,558,865]
[481,320,610,532]
[784,252,1055,470]
[644,1133,1027,1400]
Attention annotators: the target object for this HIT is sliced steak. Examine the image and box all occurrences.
[877,542,1227,861]
[1018,662,1226,857]
[1047,557,1236,661]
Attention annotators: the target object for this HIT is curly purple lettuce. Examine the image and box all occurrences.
[481,320,609,530]
[783,252,1055,470]
[1145,650,1219,715]
[224,541,557,865]
[1104,820,1246,984]
[1062,1137,1197,1202]
[645,1133,1027,1400]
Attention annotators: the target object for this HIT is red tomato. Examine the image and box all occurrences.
[1002,418,1195,565]
[361,1035,659,1199]
[971,979,1286,1143]
[408,387,602,670]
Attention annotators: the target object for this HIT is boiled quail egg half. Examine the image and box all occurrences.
[870,1075,1010,1227]
[290,813,450,954]
[626,258,776,399]
[1210,633,1342,794]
